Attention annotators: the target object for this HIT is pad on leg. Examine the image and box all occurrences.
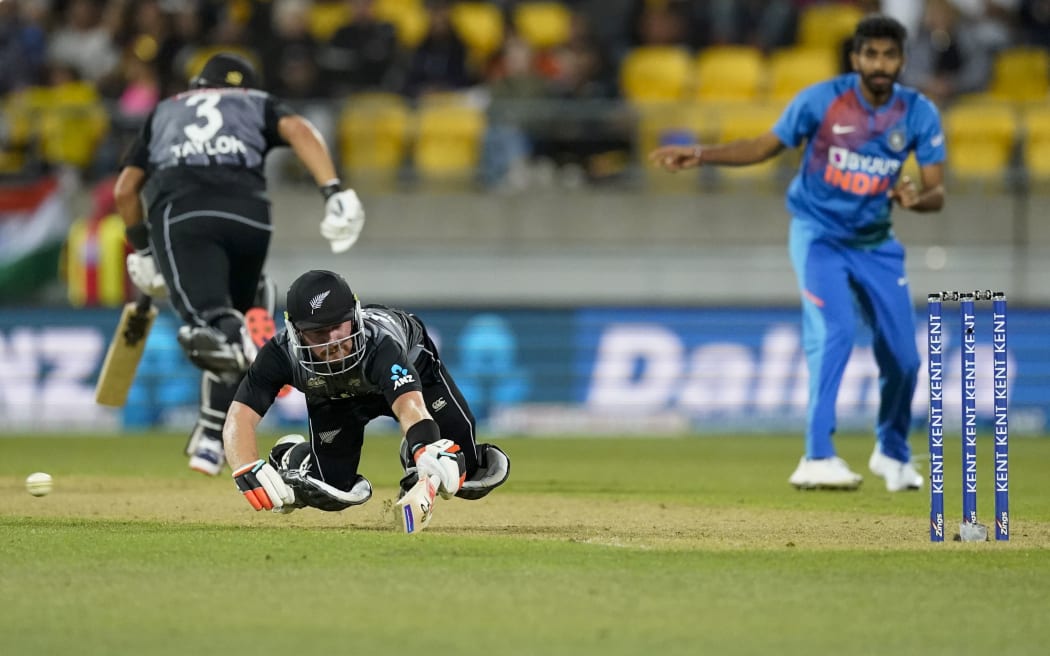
[456,443,509,500]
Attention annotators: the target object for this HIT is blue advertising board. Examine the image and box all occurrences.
[1,305,1046,435]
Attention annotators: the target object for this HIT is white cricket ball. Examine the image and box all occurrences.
[25,472,53,497]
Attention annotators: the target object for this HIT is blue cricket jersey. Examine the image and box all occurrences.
[772,73,946,245]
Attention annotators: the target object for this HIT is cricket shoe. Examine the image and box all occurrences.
[244,307,291,398]
[788,456,863,490]
[869,447,923,492]
[189,435,226,476]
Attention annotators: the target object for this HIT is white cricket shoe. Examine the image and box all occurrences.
[869,447,923,492]
[189,435,226,476]
[788,456,863,490]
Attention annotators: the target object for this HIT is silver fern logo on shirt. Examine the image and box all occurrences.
[309,290,331,314]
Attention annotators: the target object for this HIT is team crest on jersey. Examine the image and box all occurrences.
[887,128,906,152]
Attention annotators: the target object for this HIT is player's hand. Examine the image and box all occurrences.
[649,145,703,172]
[889,175,920,209]
[413,439,466,498]
[126,252,168,298]
[320,189,365,253]
[233,459,295,511]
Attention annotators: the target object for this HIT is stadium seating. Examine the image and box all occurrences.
[988,47,1050,104]
[450,2,505,67]
[620,46,693,103]
[694,46,765,103]
[308,1,351,41]
[513,2,572,50]
[338,93,410,186]
[796,3,863,52]
[767,47,838,103]
[375,0,428,49]
[714,103,786,183]
[943,101,1018,182]
[1022,104,1050,182]
[413,95,486,184]
[184,46,260,84]
[40,82,109,169]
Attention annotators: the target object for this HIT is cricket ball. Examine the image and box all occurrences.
[25,472,53,497]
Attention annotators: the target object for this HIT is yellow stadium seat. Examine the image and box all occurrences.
[338,93,410,185]
[694,46,765,103]
[513,2,572,50]
[450,2,505,66]
[797,3,863,51]
[989,47,1050,103]
[620,46,693,103]
[414,98,486,182]
[715,103,786,182]
[943,102,1017,181]
[1022,105,1050,181]
[375,0,428,49]
[767,47,838,103]
[308,1,351,42]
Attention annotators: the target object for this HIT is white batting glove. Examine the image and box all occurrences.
[414,439,466,498]
[320,189,365,253]
[126,251,168,298]
[233,459,296,511]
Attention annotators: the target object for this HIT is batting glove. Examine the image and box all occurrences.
[413,439,466,499]
[233,459,295,511]
[126,251,168,298]
[320,188,365,253]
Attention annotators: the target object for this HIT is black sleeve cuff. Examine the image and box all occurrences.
[320,180,342,201]
[405,419,441,457]
[125,223,150,252]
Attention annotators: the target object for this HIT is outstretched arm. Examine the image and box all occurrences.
[393,391,464,496]
[649,131,786,172]
[223,400,263,471]
[277,115,339,186]
[890,163,945,212]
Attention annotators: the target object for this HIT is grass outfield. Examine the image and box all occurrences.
[1,433,1048,655]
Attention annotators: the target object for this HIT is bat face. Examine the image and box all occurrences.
[95,297,157,407]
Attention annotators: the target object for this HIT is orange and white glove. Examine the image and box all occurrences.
[233,459,295,511]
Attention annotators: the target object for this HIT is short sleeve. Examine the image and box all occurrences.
[772,85,823,148]
[234,338,294,417]
[121,110,154,169]
[263,94,295,149]
[911,95,946,166]
[366,336,423,406]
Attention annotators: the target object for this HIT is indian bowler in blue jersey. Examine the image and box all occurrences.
[650,15,944,491]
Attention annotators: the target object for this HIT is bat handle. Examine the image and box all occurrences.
[135,295,153,314]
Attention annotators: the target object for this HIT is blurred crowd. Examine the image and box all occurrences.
[1,0,1049,188]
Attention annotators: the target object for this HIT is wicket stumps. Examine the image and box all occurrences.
[927,291,1009,543]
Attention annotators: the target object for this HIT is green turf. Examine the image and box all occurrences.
[1,433,1048,655]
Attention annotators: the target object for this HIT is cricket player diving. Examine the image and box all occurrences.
[222,269,510,532]
[650,15,946,491]
[114,53,365,476]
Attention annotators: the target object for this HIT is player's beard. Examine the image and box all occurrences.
[862,70,898,98]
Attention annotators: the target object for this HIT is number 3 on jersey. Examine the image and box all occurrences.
[184,92,223,142]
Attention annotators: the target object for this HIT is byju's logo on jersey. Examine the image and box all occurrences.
[824,146,902,196]
[391,364,415,390]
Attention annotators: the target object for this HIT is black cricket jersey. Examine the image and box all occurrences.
[235,305,438,420]
[123,87,294,209]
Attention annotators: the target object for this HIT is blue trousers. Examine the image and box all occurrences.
[788,219,920,462]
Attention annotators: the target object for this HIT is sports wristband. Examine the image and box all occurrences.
[405,419,441,456]
[125,223,150,252]
[319,179,342,201]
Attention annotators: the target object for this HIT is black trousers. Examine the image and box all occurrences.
[148,194,272,327]
[299,360,479,492]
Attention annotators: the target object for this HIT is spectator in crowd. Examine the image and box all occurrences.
[948,0,1021,52]
[704,0,799,52]
[1019,0,1050,48]
[901,0,992,106]
[47,0,121,83]
[319,0,403,95]
[403,0,476,97]
[263,0,323,99]
[0,0,48,94]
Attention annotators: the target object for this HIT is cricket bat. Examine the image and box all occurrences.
[95,295,158,407]
[396,474,441,534]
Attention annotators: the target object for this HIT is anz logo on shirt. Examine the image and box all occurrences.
[391,364,416,390]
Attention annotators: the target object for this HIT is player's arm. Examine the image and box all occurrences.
[890,163,945,212]
[649,131,786,172]
[392,392,465,497]
[113,165,146,229]
[223,400,263,471]
[277,115,339,186]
